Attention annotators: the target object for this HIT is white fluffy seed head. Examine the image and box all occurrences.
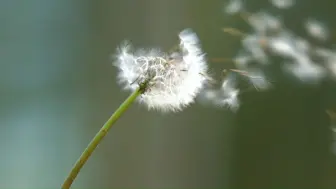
[114,29,208,112]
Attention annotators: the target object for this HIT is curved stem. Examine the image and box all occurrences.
[61,87,143,189]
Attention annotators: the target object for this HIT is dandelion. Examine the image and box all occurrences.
[61,29,208,189]
[115,29,208,112]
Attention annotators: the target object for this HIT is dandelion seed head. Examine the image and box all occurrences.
[114,29,208,112]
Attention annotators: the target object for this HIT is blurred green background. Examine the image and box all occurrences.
[1,0,336,188]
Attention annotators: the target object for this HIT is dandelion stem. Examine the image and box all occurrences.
[61,86,144,189]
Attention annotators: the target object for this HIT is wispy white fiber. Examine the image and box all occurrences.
[114,29,208,112]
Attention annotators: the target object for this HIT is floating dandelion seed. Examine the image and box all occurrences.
[242,34,268,64]
[222,0,336,86]
[284,56,327,83]
[315,48,336,79]
[219,76,240,111]
[224,0,243,15]
[294,37,311,54]
[244,69,272,90]
[305,18,329,41]
[198,72,241,111]
[270,0,295,9]
[233,50,253,69]
[114,29,208,112]
[247,12,283,34]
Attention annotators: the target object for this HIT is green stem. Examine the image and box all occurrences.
[61,87,143,189]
